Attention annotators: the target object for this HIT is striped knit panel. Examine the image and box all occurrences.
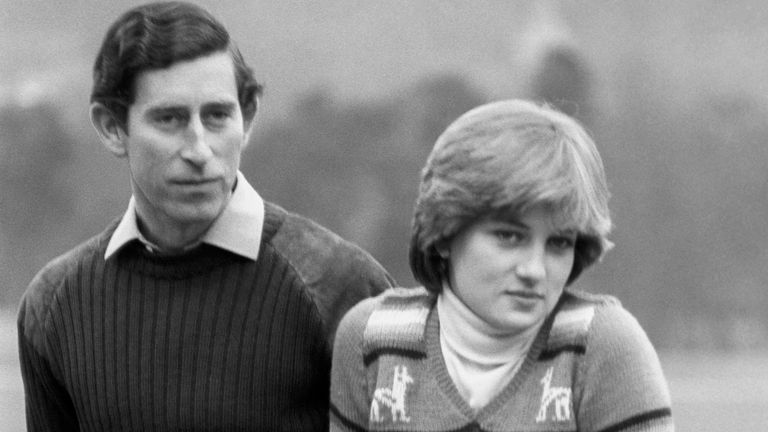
[593,411,673,432]
[20,239,329,431]
[362,287,433,359]
[570,292,674,432]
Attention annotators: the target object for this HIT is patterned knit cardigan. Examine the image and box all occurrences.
[330,287,674,432]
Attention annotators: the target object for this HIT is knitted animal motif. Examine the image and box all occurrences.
[370,365,414,423]
[536,366,572,423]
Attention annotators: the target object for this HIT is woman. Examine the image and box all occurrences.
[330,100,674,431]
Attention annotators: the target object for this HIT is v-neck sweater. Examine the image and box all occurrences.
[330,287,674,432]
[437,287,537,411]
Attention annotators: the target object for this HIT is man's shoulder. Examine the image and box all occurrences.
[22,221,117,309]
[263,201,364,255]
[19,221,118,341]
[262,201,393,285]
[260,201,393,344]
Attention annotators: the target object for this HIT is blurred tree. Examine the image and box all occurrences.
[377,74,487,285]
[409,74,490,147]
[531,45,593,128]
[595,61,768,349]
[667,93,768,349]
[242,74,485,285]
[0,103,75,304]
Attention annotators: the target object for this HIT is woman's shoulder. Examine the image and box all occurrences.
[562,292,673,429]
[557,289,660,366]
[546,290,651,356]
[563,290,648,338]
[337,286,434,329]
[342,286,433,321]
[335,286,435,358]
[559,288,622,309]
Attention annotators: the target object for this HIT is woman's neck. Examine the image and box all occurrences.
[437,283,541,365]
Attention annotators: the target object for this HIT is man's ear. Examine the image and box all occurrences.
[90,103,128,157]
[436,244,450,260]
[241,96,258,147]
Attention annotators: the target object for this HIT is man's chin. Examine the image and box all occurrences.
[168,201,226,226]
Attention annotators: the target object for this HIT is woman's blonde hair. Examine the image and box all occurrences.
[409,99,613,292]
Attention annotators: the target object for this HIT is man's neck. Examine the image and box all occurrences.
[135,213,212,255]
[130,177,237,255]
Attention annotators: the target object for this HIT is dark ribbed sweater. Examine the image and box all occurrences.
[17,201,393,431]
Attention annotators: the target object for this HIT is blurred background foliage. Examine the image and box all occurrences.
[1,0,768,352]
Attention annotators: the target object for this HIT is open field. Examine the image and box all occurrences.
[0,309,24,432]
[1,308,766,431]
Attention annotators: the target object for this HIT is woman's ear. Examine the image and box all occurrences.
[90,103,128,157]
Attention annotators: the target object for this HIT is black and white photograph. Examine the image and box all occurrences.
[1,1,766,431]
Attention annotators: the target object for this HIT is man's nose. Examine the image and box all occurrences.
[180,118,213,165]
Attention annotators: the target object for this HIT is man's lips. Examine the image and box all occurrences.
[171,178,219,185]
[503,290,545,300]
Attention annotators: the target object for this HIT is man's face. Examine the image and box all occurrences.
[124,51,247,240]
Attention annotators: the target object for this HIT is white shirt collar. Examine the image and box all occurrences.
[105,171,264,261]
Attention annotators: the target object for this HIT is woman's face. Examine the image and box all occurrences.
[446,206,576,335]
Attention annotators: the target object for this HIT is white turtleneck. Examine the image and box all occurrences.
[436,284,541,411]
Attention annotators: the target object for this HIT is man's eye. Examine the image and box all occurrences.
[204,110,232,127]
[210,111,230,119]
[153,113,184,128]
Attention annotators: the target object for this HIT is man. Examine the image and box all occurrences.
[17,2,393,430]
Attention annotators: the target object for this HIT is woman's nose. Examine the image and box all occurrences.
[514,243,546,283]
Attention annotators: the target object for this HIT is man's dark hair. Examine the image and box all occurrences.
[90,1,262,129]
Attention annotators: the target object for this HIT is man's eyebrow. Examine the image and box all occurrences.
[145,105,188,115]
[203,101,238,110]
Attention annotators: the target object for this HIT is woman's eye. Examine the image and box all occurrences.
[495,230,523,243]
[548,236,576,251]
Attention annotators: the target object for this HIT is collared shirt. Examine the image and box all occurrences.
[104,171,264,261]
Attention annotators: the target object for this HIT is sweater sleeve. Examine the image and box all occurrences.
[17,277,80,432]
[268,206,395,357]
[575,303,674,432]
[316,248,394,355]
[330,297,377,432]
